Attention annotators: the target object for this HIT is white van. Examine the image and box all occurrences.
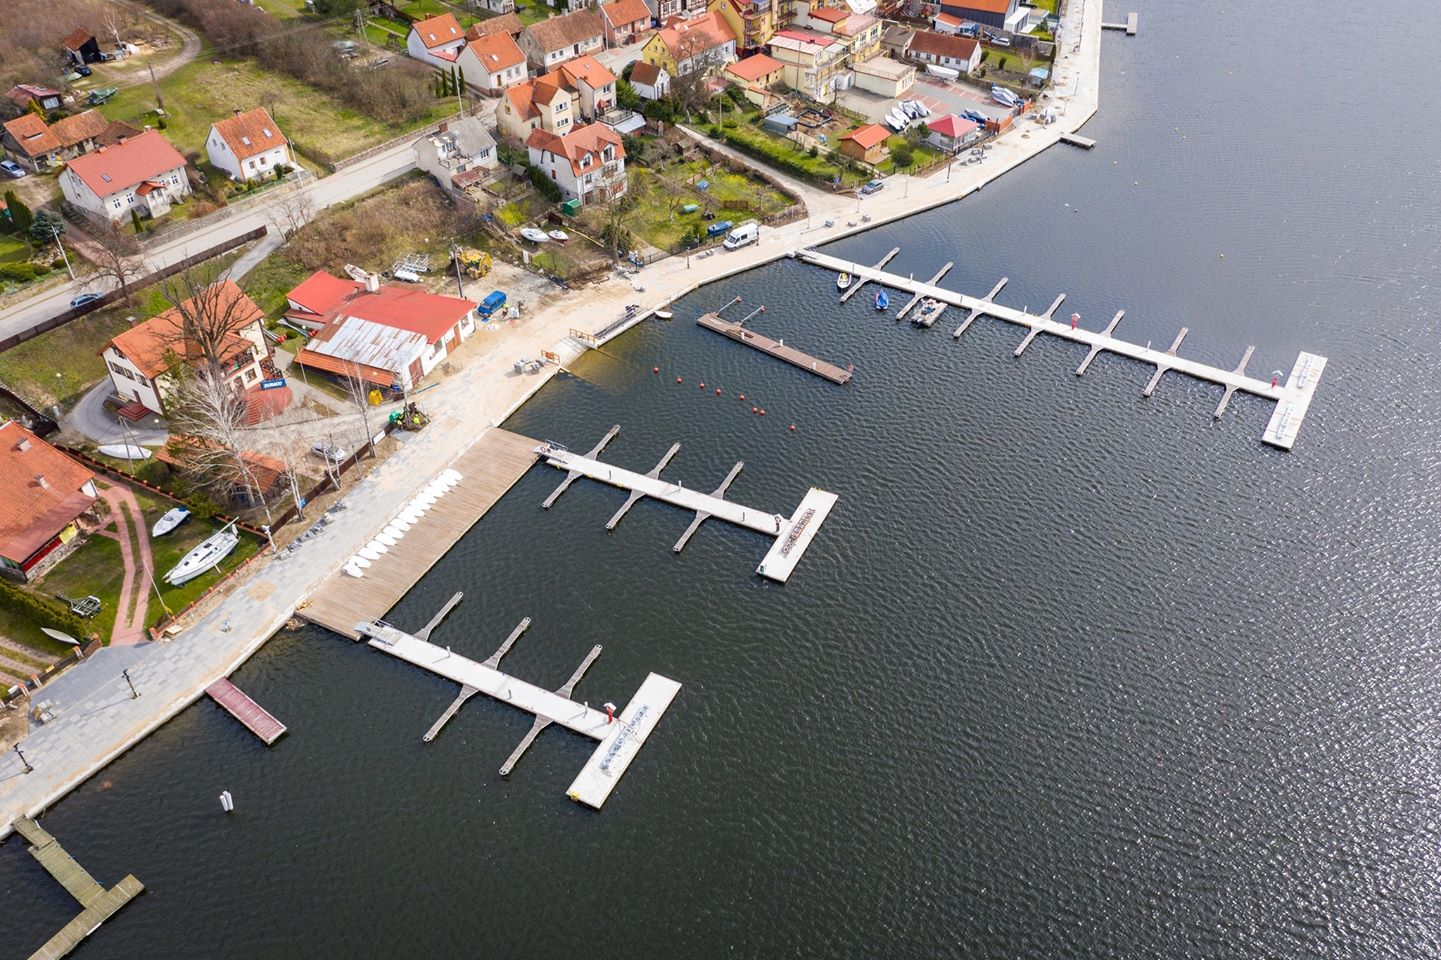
[393,268,422,283]
[723,221,759,250]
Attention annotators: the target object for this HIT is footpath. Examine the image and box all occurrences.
[0,0,1104,837]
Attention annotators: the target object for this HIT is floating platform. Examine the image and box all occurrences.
[1060,132,1096,148]
[355,600,680,810]
[696,312,852,384]
[795,248,1327,450]
[1102,12,1137,34]
[299,428,538,639]
[204,678,286,745]
[12,816,143,960]
[539,429,839,581]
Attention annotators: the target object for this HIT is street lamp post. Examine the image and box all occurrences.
[51,225,74,281]
[14,744,32,773]
[123,669,139,699]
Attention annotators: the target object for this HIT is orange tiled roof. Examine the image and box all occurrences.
[526,121,625,177]
[601,0,652,27]
[107,279,263,379]
[210,107,286,163]
[63,129,186,198]
[0,422,96,565]
[841,123,890,149]
[463,31,527,74]
[2,113,61,158]
[412,13,465,49]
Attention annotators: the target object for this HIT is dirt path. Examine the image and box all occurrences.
[104,0,204,89]
[95,483,152,647]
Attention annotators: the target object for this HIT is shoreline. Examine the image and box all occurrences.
[0,0,1104,839]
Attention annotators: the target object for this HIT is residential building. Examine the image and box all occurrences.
[63,29,102,65]
[407,13,468,68]
[838,123,889,164]
[498,55,616,139]
[101,279,271,416]
[525,122,626,205]
[906,30,981,75]
[937,0,1025,32]
[723,52,784,105]
[519,9,605,71]
[289,272,479,392]
[206,107,291,183]
[156,442,290,509]
[628,59,671,100]
[465,12,524,39]
[641,11,736,77]
[640,0,682,24]
[788,2,881,62]
[5,85,63,114]
[850,55,914,97]
[768,29,846,102]
[457,31,530,93]
[470,0,516,14]
[707,0,777,53]
[59,129,191,221]
[413,117,498,194]
[600,0,652,47]
[925,113,980,153]
[931,11,967,34]
[0,422,98,583]
[1,109,108,173]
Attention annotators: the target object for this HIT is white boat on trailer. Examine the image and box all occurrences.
[165,522,240,586]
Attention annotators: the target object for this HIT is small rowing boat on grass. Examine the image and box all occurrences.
[151,506,191,538]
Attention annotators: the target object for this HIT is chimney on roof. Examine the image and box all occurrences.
[15,437,31,452]
[365,273,380,294]
[439,121,448,133]
[233,108,242,116]
[33,474,48,490]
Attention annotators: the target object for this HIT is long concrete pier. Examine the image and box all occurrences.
[355,598,680,809]
[538,430,839,582]
[801,248,1327,449]
[12,816,143,960]
[696,311,853,384]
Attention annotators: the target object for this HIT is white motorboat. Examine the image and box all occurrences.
[547,229,570,242]
[520,227,550,243]
[164,522,239,586]
[654,309,673,320]
[151,505,191,538]
[837,272,852,291]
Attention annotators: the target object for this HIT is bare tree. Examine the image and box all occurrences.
[165,365,276,545]
[340,360,381,459]
[82,222,148,303]
[268,187,314,240]
[157,266,263,368]
[666,33,727,120]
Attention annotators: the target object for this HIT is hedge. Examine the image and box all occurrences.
[720,129,840,185]
[0,577,91,642]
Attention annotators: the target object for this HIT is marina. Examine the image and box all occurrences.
[204,678,288,746]
[797,248,1327,449]
[10,817,143,960]
[538,430,839,582]
[838,247,901,303]
[695,299,853,384]
[1102,11,1138,34]
[354,598,680,809]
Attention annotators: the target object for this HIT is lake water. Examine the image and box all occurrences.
[5,2,1441,957]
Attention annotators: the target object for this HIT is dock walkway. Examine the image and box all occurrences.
[13,817,143,960]
[797,248,1326,449]
[299,428,539,639]
[696,312,852,384]
[205,678,287,745]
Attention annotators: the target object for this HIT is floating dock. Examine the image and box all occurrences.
[696,312,852,384]
[1102,12,1137,34]
[539,429,837,582]
[205,678,287,745]
[298,428,539,639]
[354,597,680,810]
[1060,132,1096,148]
[839,247,900,303]
[12,816,143,960]
[796,248,1327,449]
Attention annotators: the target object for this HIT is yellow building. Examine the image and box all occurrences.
[707,0,778,53]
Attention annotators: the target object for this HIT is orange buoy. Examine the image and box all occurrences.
[699,382,705,388]
[715,388,722,395]
[759,409,766,416]
[789,424,796,431]
[676,377,683,383]
[751,406,758,413]
[738,393,746,400]
[653,367,659,373]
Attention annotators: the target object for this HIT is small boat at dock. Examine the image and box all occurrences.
[165,522,239,586]
[151,506,191,538]
[837,272,851,291]
[874,289,889,312]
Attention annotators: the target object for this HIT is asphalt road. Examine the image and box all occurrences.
[0,140,420,341]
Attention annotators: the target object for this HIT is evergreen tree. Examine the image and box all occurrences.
[30,209,63,245]
[4,191,33,236]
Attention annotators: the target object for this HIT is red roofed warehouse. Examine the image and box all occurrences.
[525,122,626,206]
[60,129,191,221]
[838,123,891,164]
[407,13,468,67]
[206,107,291,183]
[0,422,99,582]
[289,273,479,391]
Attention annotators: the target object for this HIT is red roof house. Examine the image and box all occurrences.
[0,422,98,581]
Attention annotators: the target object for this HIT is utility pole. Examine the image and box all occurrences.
[51,224,74,280]
[147,62,164,113]
[123,669,139,699]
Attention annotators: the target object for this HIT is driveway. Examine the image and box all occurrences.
[63,381,169,447]
[837,77,1010,125]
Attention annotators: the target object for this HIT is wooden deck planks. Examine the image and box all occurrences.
[695,313,852,384]
[28,875,145,960]
[299,428,539,639]
[205,678,287,745]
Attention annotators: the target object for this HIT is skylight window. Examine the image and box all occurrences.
[241,136,252,146]
[101,173,111,182]
[263,128,272,137]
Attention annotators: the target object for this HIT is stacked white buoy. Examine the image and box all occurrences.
[342,470,465,578]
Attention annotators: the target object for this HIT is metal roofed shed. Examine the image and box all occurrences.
[763,113,800,134]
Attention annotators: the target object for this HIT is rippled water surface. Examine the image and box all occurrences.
[5,2,1441,957]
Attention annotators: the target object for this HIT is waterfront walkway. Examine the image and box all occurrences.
[0,0,1106,837]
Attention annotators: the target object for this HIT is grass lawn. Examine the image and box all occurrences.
[395,0,478,22]
[0,233,30,263]
[0,604,77,666]
[715,117,867,189]
[32,533,125,642]
[514,3,555,26]
[129,490,263,629]
[254,0,310,17]
[625,157,794,252]
[876,135,947,175]
[101,57,414,164]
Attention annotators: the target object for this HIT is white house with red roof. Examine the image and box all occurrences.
[59,129,191,221]
[288,272,478,391]
[525,122,626,206]
[599,0,652,47]
[457,30,530,93]
[206,107,291,182]
[925,113,981,153]
[407,13,468,68]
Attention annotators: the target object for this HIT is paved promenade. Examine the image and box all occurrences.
[0,0,1103,836]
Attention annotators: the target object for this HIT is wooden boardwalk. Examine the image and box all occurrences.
[696,312,852,384]
[299,428,539,639]
[797,248,1327,449]
[13,817,144,960]
[205,677,287,745]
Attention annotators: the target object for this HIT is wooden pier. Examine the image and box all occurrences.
[1060,132,1096,148]
[205,678,287,745]
[539,429,838,582]
[299,428,539,639]
[839,247,900,303]
[354,597,680,809]
[696,312,853,384]
[797,248,1327,449]
[12,817,143,960]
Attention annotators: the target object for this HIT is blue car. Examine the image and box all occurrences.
[69,293,102,309]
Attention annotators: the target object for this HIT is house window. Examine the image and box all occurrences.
[112,198,121,209]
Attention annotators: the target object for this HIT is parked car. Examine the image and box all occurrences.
[69,292,102,308]
[311,442,346,464]
[76,65,92,77]
[860,179,885,196]
[0,159,26,178]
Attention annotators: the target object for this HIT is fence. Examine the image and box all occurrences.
[331,111,463,171]
[134,170,308,247]
[0,226,267,355]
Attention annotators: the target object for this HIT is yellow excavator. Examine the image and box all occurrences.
[454,248,492,279]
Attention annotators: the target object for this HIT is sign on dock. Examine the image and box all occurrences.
[568,674,683,809]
